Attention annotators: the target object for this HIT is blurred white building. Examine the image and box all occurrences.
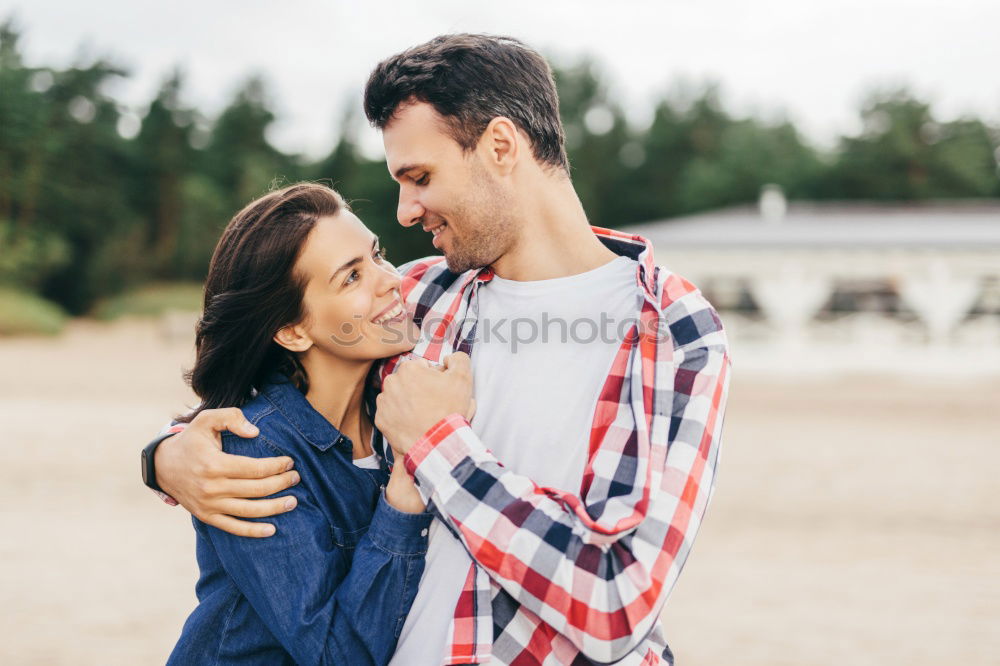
[623,189,1000,375]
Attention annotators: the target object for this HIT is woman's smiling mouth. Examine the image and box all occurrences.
[371,299,405,325]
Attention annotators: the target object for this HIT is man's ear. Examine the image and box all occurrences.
[274,323,313,353]
[481,116,520,176]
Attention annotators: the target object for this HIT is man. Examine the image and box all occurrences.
[144,34,731,664]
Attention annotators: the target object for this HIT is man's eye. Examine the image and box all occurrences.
[414,174,429,186]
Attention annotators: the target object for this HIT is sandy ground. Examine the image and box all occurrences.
[1,318,998,665]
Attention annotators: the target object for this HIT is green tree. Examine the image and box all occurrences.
[927,117,1000,197]
[3,21,998,324]
[553,60,631,228]
[0,20,141,312]
[0,20,71,291]
[131,70,196,274]
[202,76,300,211]
[312,105,433,265]
[828,89,1000,199]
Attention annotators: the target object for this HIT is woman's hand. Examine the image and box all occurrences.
[384,460,426,514]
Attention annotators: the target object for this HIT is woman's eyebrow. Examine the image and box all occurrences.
[329,238,379,283]
[329,257,361,283]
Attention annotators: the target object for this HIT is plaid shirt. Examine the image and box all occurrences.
[156,227,731,665]
[378,227,732,665]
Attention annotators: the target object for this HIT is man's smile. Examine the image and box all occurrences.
[424,220,450,249]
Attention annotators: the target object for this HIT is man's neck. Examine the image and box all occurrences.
[490,177,617,282]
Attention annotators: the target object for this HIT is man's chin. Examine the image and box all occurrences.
[442,246,492,274]
[443,252,468,274]
[445,258,481,274]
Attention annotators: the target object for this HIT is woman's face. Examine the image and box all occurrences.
[286,211,418,362]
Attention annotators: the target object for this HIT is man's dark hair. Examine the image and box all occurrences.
[364,33,569,174]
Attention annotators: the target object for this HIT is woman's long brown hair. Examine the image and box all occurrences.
[177,183,345,422]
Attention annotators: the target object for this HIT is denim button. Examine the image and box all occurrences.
[420,528,428,537]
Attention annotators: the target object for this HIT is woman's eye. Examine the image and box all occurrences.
[414,174,429,186]
[344,269,360,285]
[374,247,388,262]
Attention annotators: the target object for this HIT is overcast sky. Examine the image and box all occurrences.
[6,0,999,159]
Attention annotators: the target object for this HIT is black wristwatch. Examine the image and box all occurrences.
[141,431,177,493]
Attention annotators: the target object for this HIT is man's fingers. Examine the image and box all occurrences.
[443,352,471,374]
[216,496,297,519]
[227,452,295,478]
[220,470,301,499]
[205,513,277,538]
[193,407,259,438]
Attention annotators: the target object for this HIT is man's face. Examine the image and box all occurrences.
[382,102,517,274]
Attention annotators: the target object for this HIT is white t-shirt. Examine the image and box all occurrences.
[390,256,638,665]
[352,453,380,469]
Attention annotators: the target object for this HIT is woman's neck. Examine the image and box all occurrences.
[301,353,374,459]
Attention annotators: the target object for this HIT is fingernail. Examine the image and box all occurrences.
[291,472,301,485]
[246,423,259,435]
[260,524,276,536]
[285,459,295,471]
[284,497,297,511]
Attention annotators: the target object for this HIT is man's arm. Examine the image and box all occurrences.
[149,408,302,537]
[376,291,731,662]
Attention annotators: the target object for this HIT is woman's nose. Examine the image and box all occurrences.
[376,260,402,293]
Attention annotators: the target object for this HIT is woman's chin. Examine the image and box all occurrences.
[372,317,419,357]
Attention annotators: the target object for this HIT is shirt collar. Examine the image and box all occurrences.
[467,226,658,301]
[259,374,348,452]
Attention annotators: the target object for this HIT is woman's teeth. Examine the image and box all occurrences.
[374,302,404,325]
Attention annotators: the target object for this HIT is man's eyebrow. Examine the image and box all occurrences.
[329,237,379,283]
[393,163,425,180]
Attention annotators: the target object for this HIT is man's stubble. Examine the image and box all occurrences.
[442,161,518,274]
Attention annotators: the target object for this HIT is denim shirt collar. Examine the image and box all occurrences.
[259,374,350,453]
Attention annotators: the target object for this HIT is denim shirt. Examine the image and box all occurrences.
[168,377,433,666]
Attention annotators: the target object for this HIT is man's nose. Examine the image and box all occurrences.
[397,193,424,228]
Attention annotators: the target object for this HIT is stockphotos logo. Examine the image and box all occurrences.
[329,312,665,351]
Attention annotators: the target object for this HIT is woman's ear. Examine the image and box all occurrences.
[274,323,313,353]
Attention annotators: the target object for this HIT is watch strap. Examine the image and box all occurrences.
[141,430,178,493]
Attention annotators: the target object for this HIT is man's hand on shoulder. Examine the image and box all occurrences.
[155,408,300,538]
[375,352,476,457]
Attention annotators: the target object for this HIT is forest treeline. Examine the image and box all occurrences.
[2,20,998,315]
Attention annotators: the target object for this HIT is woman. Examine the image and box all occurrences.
[167,183,444,665]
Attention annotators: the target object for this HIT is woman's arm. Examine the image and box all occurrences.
[203,437,431,666]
